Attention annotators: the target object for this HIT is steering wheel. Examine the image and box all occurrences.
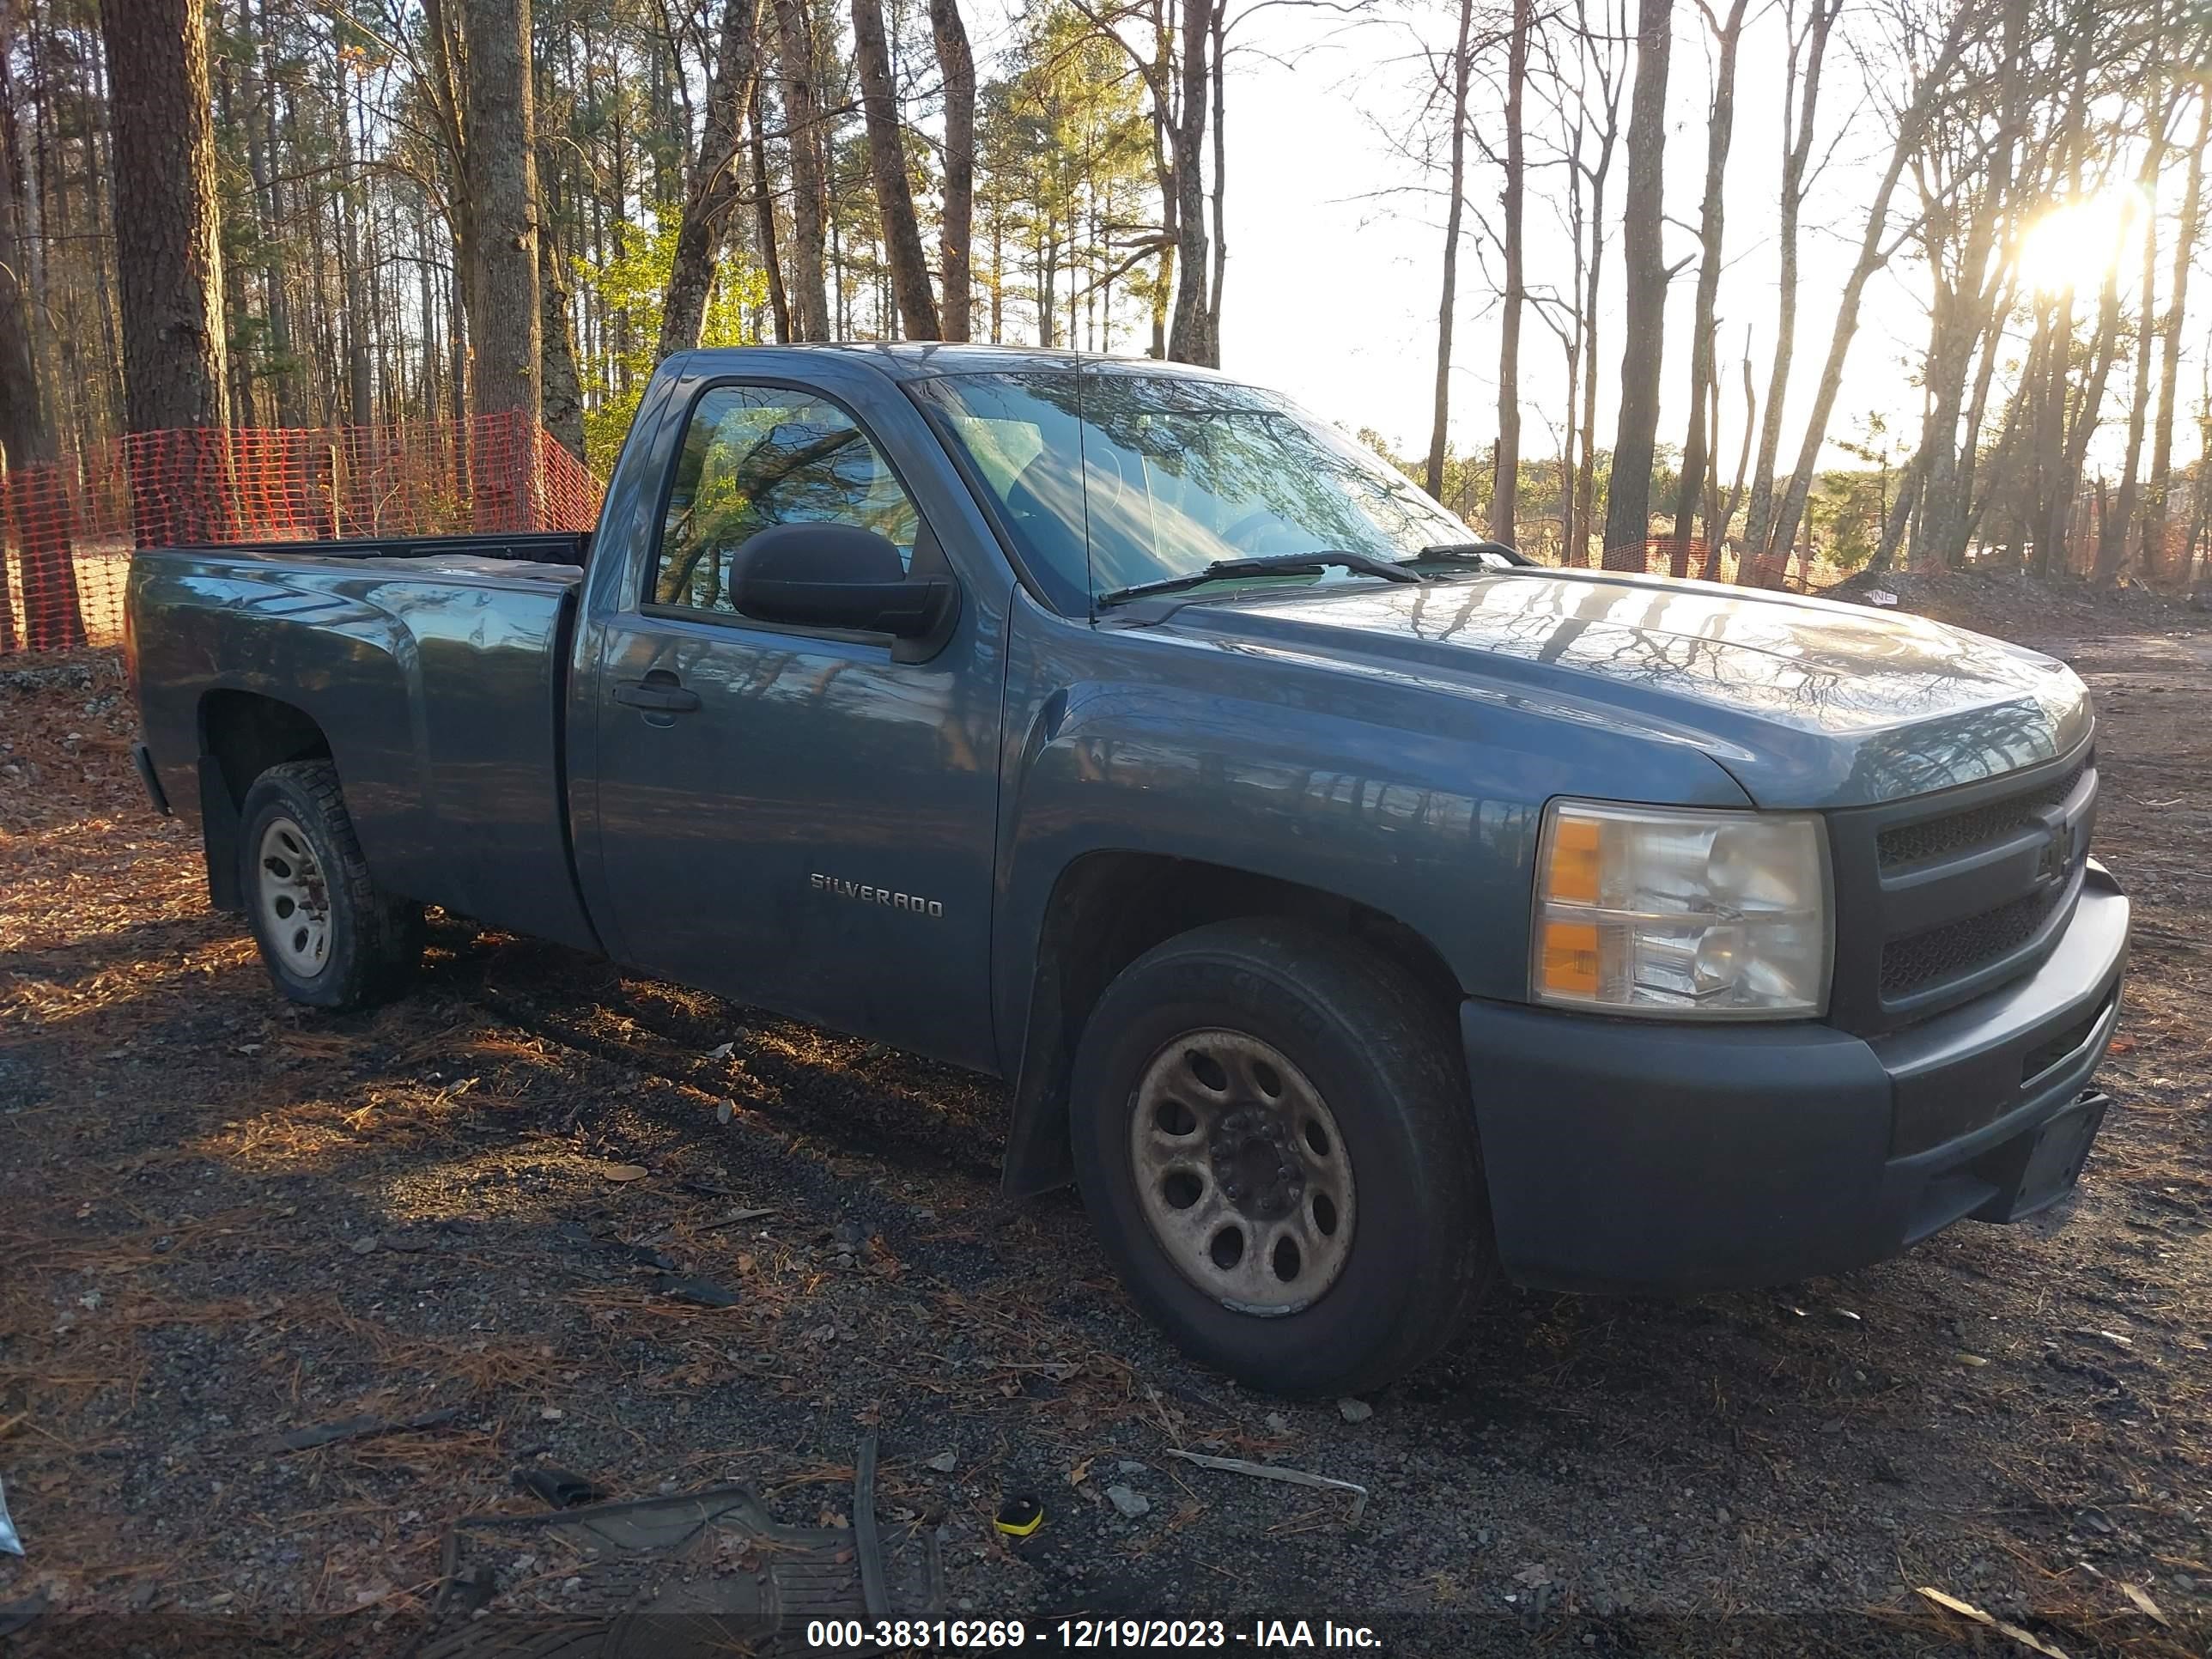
[1221,508,1279,551]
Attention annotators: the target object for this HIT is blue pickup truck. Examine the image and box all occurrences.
[126,346,2128,1395]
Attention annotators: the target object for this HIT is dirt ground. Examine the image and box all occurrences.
[2,572,2209,1657]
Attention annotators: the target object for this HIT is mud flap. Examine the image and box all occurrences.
[199,755,244,912]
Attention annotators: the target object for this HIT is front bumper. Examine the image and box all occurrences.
[1466,861,2130,1293]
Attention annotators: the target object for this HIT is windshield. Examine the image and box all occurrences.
[915,370,1477,611]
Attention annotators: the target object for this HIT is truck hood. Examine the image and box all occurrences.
[1154,568,2091,809]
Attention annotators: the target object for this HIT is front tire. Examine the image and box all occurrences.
[1070,919,1496,1395]
[238,760,422,1010]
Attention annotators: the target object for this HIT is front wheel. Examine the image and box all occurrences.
[1070,919,1496,1396]
[238,760,423,1010]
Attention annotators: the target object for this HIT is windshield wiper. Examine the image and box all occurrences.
[1097,551,1425,609]
[1401,539,1532,569]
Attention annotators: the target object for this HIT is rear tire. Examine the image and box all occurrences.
[238,760,422,1010]
[1070,918,1496,1396]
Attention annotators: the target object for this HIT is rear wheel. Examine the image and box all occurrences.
[1071,919,1495,1396]
[238,760,422,1009]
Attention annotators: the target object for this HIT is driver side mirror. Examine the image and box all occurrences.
[726,523,958,654]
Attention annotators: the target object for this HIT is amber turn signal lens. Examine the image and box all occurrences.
[1540,921,1601,996]
[1546,813,1601,906]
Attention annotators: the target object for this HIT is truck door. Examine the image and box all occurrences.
[585,376,1005,1073]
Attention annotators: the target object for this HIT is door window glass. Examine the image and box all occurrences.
[652,386,921,613]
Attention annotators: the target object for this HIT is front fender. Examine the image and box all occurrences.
[987,596,1754,1191]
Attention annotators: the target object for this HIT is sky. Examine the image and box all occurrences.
[1214,1,1944,469]
[951,0,2178,481]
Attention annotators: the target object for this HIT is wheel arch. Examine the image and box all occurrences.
[1000,849,1466,1198]
[196,690,335,912]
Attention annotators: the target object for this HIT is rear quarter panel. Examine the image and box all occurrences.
[131,550,598,951]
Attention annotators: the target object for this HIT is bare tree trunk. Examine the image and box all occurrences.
[1699,352,1723,538]
[1912,0,2025,570]
[1960,362,2027,553]
[2143,91,2209,580]
[1763,13,1970,574]
[464,0,544,526]
[101,0,232,561]
[2103,184,2164,582]
[2087,13,2168,581]
[102,0,229,437]
[335,58,373,428]
[215,52,256,426]
[1573,271,1603,559]
[851,0,940,338]
[0,0,60,651]
[750,90,793,344]
[448,237,470,493]
[0,0,45,473]
[249,0,301,426]
[1571,0,1625,568]
[1488,0,1530,544]
[770,0,831,340]
[2031,15,2096,576]
[1706,349,1755,578]
[1425,0,1476,501]
[2185,402,2203,584]
[2188,397,2212,587]
[1559,323,1579,560]
[1147,0,1173,359]
[660,0,765,358]
[1601,0,1674,567]
[422,0,477,404]
[2069,252,2130,583]
[2027,297,2072,575]
[928,0,975,340]
[1667,0,1746,576]
[1741,0,1839,579]
[464,0,542,422]
[1947,285,2009,559]
[1165,0,1215,365]
[1207,0,1225,344]
[540,239,586,461]
[1871,459,1922,574]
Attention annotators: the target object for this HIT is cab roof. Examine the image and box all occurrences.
[683,341,1242,386]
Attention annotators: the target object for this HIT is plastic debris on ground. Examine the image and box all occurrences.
[0,1590,45,1638]
[1167,1449,1370,1528]
[1915,1586,2073,1658]
[512,1464,612,1510]
[414,1434,938,1656]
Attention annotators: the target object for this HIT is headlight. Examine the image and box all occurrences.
[1532,799,1831,1019]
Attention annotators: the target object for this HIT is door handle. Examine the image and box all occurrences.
[613,677,702,714]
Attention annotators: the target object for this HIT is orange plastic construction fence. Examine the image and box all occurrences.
[0,412,602,654]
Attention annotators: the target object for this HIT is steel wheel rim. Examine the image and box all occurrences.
[1128,1029,1357,1316]
[257,815,331,978]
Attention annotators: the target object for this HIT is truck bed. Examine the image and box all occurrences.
[178,529,592,571]
[130,534,599,952]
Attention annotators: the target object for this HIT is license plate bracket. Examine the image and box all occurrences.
[1977,1091,2110,1224]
